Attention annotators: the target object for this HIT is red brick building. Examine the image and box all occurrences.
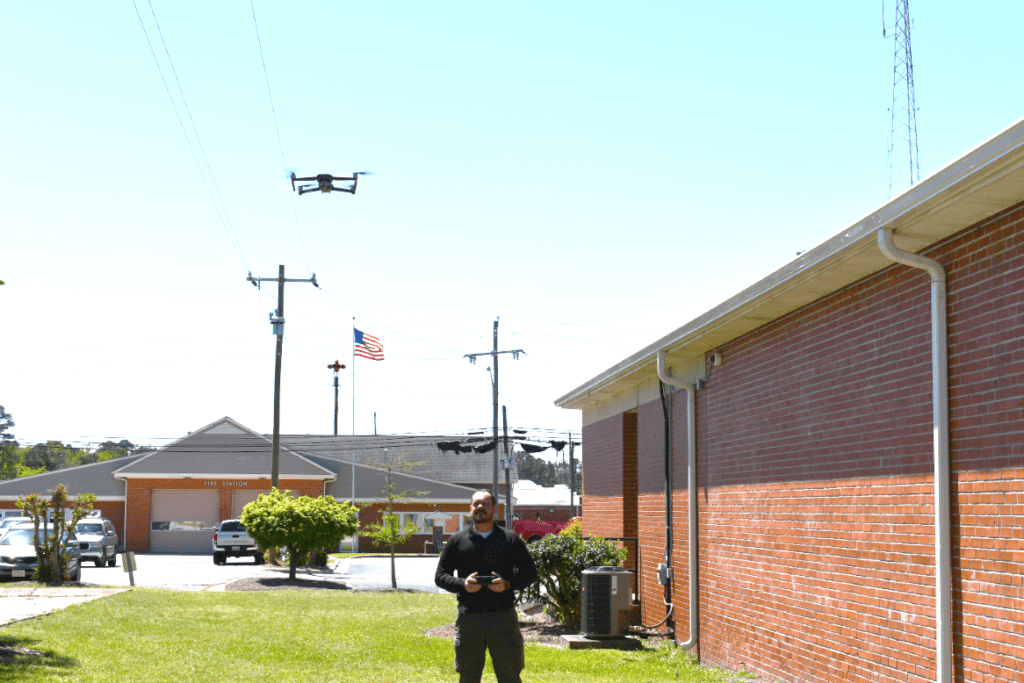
[0,417,485,554]
[557,121,1024,682]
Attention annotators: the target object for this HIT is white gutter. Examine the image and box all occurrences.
[877,228,951,683]
[656,351,699,651]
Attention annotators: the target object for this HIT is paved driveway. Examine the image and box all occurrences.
[1,554,446,625]
[78,553,274,591]
[72,553,444,592]
[334,555,444,593]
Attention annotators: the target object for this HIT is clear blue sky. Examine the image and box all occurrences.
[2,2,1023,451]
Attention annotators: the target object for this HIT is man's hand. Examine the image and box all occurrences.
[464,572,507,593]
[488,573,507,593]
[464,572,483,593]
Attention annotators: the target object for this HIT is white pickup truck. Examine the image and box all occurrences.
[212,519,264,565]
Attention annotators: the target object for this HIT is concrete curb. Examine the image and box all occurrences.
[0,585,128,627]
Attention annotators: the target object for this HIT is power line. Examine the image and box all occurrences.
[318,287,467,353]
[249,0,311,273]
[502,315,658,334]
[130,0,249,272]
[145,0,247,272]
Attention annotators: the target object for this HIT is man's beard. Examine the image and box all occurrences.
[473,510,491,522]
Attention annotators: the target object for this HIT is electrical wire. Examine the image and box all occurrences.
[130,0,250,273]
[145,0,247,272]
[503,315,658,334]
[283,303,464,361]
[15,428,579,453]
[249,0,311,274]
[317,287,468,353]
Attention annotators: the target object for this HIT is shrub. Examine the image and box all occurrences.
[518,528,627,627]
[241,489,358,580]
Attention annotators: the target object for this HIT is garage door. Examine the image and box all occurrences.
[150,490,219,554]
[231,490,271,519]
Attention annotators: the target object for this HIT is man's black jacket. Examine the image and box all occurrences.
[434,524,538,610]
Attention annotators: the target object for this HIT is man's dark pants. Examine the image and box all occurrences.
[454,606,524,683]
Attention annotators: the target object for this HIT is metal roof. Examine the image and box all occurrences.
[556,116,1024,411]
[0,455,143,500]
[302,453,478,504]
[115,417,335,479]
[277,434,519,490]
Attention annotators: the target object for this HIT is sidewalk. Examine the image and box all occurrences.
[0,585,127,626]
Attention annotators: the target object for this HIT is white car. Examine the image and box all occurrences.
[0,516,32,537]
[0,523,83,582]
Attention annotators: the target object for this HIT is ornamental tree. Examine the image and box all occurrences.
[361,451,425,589]
[518,519,627,626]
[240,489,358,580]
[16,484,96,585]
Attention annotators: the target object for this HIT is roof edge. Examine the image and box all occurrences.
[556,115,1024,410]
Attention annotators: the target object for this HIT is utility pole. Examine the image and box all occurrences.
[502,406,512,527]
[247,265,318,488]
[464,318,524,516]
[569,435,578,518]
[328,360,346,436]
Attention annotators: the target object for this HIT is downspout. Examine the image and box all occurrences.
[877,228,951,683]
[656,351,699,650]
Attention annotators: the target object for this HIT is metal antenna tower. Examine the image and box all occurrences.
[884,0,920,198]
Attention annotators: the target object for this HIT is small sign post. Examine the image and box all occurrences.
[121,551,137,586]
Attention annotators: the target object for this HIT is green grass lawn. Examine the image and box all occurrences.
[0,590,745,683]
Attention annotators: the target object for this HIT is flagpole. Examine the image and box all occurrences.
[351,317,357,552]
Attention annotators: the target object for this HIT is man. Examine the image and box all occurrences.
[435,490,538,683]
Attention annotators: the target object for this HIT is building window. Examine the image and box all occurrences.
[151,520,216,532]
[396,512,432,534]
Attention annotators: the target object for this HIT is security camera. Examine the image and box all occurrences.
[709,351,723,367]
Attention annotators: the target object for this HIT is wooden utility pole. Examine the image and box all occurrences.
[247,265,318,488]
[502,406,512,526]
[464,318,524,512]
[569,436,577,518]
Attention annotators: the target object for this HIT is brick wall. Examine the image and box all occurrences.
[123,478,324,552]
[580,411,637,538]
[596,202,1024,682]
[357,501,470,554]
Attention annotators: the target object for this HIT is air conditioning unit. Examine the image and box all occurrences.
[580,566,632,637]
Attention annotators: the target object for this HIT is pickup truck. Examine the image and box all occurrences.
[512,518,571,543]
[212,519,263,565]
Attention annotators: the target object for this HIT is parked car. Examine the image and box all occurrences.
[512,518,572,543]
[0,516,32,537]
[212,519,263,564]
[0,523,82,582]
[74,518,118,567]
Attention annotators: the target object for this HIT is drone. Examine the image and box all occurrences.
[290,172,368,196]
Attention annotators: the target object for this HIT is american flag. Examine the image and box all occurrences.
[354,328,384,361]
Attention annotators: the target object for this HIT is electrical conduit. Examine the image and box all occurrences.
[877,228,951,683]
[656,351,699,650]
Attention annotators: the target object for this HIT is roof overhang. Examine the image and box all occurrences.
[113,473,335,481]
[0,496,126,502]
[557,116,1024,411]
